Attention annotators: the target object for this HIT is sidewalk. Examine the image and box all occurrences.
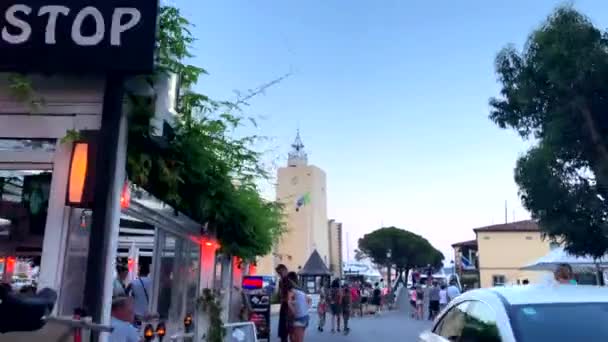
[269,287,432,342]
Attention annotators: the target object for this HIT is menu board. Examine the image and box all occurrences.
[242,276,271,340]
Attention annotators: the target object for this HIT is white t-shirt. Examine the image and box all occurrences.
[439,289,448,304]
[110,317,140,342]
[130,276,152,316]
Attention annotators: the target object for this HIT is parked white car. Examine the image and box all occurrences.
[419,284,608,342]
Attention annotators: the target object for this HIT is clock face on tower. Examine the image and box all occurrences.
[291,176,298,185]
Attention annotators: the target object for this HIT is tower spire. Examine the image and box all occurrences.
[288,129,308,166]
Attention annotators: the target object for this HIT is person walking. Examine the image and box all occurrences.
[287,278,309,342]
[317,287,327,332]
[341,283,352,335]
[439,284,448,311]
[113,264,130,298]
[371,282,382,315]
[329,279,343,333]
[428,282,440,320]
[446,280,461,302]
[415,285,424,320]
[409,286,417,318]
[130,263,152,324]
[275,264,291,342]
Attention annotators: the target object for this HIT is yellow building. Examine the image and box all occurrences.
[257,132,330,275]
[328,220,343,277]
[475,220,555,287]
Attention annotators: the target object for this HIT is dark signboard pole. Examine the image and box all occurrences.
[83,73,125,342]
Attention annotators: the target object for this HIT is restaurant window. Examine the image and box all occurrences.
[0,170,52,291]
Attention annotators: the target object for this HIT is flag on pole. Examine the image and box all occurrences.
[295,192,311,211]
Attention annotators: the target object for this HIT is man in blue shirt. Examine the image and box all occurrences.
[110,297,141,342]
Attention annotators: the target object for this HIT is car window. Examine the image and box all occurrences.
[435,302,469,341]
[510,302,608,341]
[461,301,502,342]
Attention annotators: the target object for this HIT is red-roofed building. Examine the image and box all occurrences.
[474,220,557,287]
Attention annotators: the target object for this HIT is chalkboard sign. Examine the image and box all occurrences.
[0,0,158,73]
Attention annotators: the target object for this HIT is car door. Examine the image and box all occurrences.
[420,301,470,342]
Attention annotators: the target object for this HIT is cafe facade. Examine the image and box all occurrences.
[0,1,248,340]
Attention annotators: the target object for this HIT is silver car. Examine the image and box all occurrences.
[419,284,608,341]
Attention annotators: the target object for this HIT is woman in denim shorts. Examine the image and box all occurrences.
[287,277,309,342]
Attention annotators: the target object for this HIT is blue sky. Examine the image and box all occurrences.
[171,0,608,261]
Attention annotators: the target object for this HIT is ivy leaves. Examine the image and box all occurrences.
[125,5,285,259]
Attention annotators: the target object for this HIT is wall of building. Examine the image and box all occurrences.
[477,231,551,287]
[328,220,343,277]
[274,165,329,272]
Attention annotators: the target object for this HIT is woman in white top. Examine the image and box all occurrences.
[287,276,309,342]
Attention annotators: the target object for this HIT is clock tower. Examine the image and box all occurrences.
[257,131,330,275]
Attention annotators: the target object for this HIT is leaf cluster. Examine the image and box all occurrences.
[490,6,608,258]
[357,227,444,271]
[126,5,285,259]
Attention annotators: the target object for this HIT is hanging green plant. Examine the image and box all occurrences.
[197,288,225,342]
[60,129,82,144]
[7,73,45,109]
[124,5,287,259]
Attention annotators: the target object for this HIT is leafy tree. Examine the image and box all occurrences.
[126,6,286,260]
[357,227,444,287]
[490,6,608,258]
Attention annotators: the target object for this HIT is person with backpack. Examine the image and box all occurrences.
[130,263,152,323]
[329,278,343,333]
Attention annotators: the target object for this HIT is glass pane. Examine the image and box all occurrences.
[0,170,52,291]
[58,209,91,315]
[157,234,176,320]
[462,301,502,341]
[437,302,469,339]
[511,303,608,342]
[0,139,56,153]
[185,240,200,317]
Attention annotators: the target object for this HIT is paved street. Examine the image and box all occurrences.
[270,289,432,342]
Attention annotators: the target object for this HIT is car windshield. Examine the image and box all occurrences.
[511,302,608,341]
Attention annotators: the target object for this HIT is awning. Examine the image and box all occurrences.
[521,247,608,272]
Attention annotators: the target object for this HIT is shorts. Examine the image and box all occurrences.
[429,300,440,312]
[293,315,309,328]
[410,300,416,308]
[330,304,342,315]
[416,299,423,306]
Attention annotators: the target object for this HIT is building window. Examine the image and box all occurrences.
[492,275,506,286]
[525,236,533,240]
[483,236,490,240]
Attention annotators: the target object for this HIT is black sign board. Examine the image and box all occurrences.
[0,0,158,73]
[246,292,271,340]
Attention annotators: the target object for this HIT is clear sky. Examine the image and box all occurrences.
[171,0,608,262]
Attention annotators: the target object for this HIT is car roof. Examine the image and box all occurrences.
[460,285,608,306]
